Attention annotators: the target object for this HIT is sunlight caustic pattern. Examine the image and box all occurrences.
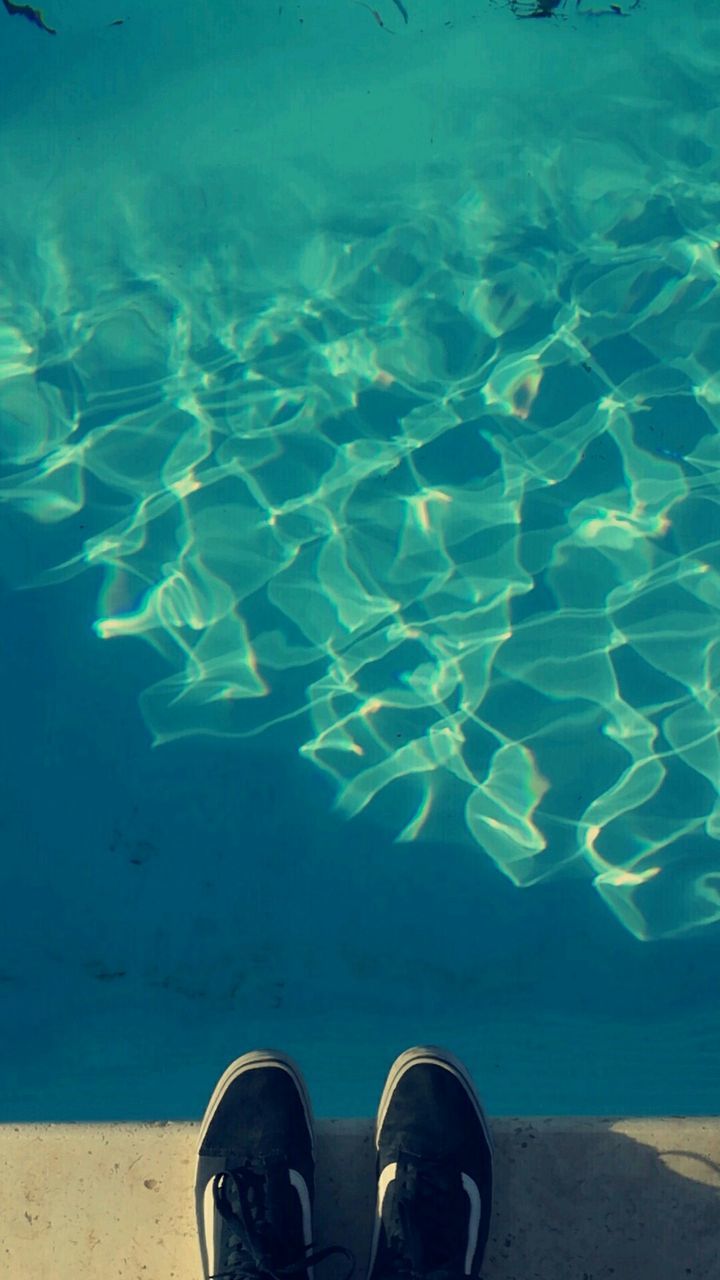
[2,3,720,941]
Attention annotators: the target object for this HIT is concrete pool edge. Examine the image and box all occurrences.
[2,1117,719,1278]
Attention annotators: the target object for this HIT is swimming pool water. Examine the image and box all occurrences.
[1,0,719,1119]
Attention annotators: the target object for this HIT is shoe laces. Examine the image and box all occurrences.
[384,1155,460,1280]
[210,1166,355,1280]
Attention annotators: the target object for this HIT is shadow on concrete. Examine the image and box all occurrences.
[315,1117,720,1280]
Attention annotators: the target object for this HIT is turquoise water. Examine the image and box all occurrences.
[1,0,720,1119]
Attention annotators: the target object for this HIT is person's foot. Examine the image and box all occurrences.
[195,1049,350,1280]
[367,1046,494,1280]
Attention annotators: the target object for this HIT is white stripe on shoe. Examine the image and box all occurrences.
[289,1169,314,1280]
[201,1168,314,1279]
[368,1161,398,1278]
[460,1172,481,1275]
[370,1162,483,1278]
[202,1178,216,1276]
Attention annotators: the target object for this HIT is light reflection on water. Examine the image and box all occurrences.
[1,0,720,941]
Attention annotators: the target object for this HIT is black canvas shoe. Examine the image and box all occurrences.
[195,1049,354,1280]
[368,1047,494,1280]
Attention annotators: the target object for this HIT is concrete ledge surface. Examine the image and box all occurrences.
[2,1118,719,1279]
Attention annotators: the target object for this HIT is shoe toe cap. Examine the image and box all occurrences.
[200,1062,313,1173]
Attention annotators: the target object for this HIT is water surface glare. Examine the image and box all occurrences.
[1,0,720,1116]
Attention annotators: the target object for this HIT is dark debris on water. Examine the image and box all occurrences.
[1,0,642,40]
[2,0,55,33]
